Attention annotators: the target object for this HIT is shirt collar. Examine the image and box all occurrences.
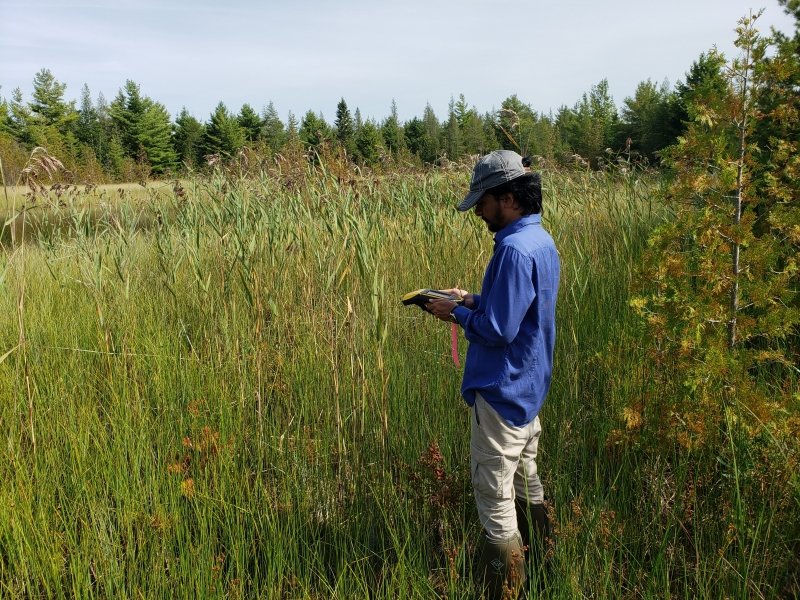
[494,214,540,245]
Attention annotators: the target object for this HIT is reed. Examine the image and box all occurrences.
[0,161,795,598]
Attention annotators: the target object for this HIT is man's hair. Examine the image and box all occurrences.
[486,172,542,215]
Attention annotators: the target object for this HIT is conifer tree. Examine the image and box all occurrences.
[334,98,355,154]
[407,103,440,164]
[237,103,262,142]
[299,110,331,157]
[616,79,681,162]
[354,119,383,165]
[30,69,77,135]
[403,117,426,162]
[7,88,35,147]
[285,111,299,143]
[557,79,618,166]
[632,13,799,448]
[202,102,245,159]
[441,98,463,161]
[497,95,537,154]
[260,102,285,154]
[76,84,109,166]
[137,101,177,174]
[109,80,148,158]
[173,108,204,169]
[381,99,405,156]
[0,91,10,137]
[675,52,728,124]
[451,95,487,156]
[106,132,128,180]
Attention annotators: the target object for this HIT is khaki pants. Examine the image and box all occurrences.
[471,392,544,543]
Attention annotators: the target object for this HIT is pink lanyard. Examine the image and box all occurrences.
[451,322,460,367]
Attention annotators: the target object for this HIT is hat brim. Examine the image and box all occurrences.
[457,189,483,212]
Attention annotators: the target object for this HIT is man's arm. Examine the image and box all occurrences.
[457,246,534,346]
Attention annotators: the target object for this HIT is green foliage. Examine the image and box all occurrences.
[632,13,799,450]
[493,98,562,162]
[557,79,618,166]
[76,84,109,167]
[202,102,245,159]
[173,108,204,169]
[441,99,462,161]
[260,101,285,154]
[137,101,177,174]
[381,100,405,156]
[299,110,331,158]
[237,103,262,143]
[0,88,9,135]
[108,80,177,174]
[454,95,489,156]
[3,164,796,597]
[675,52,728,124]
[334,98,355,154]
[30,69,78,134]
[109,80,148,157]
[616,79,682,163]
[353,119,383,165]
[7,88,37,147]
[403,103,440,164]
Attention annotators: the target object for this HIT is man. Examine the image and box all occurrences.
[428,150,560,599]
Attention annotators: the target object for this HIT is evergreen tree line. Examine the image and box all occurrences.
[0,55,733,182]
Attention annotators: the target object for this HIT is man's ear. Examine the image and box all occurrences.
[499,192,518,209]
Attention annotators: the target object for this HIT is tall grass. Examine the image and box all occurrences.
[0,162,796,598]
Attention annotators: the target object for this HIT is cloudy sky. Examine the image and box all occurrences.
[1,1,796,123]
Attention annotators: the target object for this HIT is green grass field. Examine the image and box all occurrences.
[0,165,797,598]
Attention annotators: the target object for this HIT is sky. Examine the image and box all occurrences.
[1,0,796,124]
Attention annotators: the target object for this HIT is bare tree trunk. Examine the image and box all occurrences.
[728,42,752,351]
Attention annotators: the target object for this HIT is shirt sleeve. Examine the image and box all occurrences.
[459,246,535,347]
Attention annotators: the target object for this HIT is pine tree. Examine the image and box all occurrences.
[260,102,285,154]
[137,102,177,174]
[616,79,681,163]
[403,108,441,164]
[441,98,463,161]
[30,68,77,135]
[334,98,355,154]
[450,95,486,156]
[403,117,426,161]
[109,80,149,158]
[299,110,331,157]
[675,52,728,124]
[0,90,10,137]
[558,79,618,166]
[76,84,108,165]
[106,132,128,180]
[354,119,383,165]
[202,102,245,158]
[354,108,363,132]
[631,13,799,448]
[7,88,35,146]
[173,108,204,169]
[497,95,538,154]
[286,111,299,142]
[381,99,405,156]
[237,103,262,143]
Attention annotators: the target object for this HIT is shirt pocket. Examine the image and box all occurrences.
[471,445,511,500]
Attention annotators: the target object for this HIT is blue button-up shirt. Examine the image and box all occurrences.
[452,214,560,426]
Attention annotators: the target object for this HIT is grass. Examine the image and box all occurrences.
[0,162,796,598]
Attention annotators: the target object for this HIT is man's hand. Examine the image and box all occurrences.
[439,288,476,309]
[427,299,458,322]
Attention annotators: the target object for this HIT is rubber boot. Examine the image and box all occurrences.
[515,500,553,557]
[515,500,553,590]
[476,531,527,600]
